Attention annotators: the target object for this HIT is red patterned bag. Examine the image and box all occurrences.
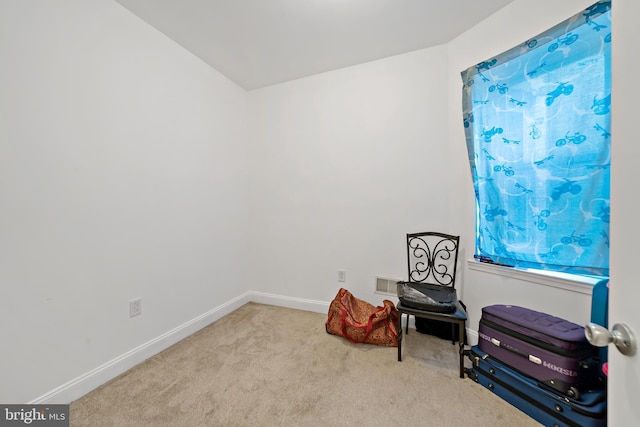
[326,288,399,347]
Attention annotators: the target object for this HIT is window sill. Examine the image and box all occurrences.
[467,259,602,296]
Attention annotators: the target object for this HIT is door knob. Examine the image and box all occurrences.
[585,322,637,356]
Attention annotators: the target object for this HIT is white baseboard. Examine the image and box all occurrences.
[467,328,479,346]
[248,291,330,314]
[30,292,252,405]
[31,291,476,404]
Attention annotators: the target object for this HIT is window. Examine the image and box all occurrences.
[461,1,611,276]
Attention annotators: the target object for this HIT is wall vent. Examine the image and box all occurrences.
[375,277,400,296]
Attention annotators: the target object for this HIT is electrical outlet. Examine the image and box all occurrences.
[129,298,142,318]
[338,270,346,282]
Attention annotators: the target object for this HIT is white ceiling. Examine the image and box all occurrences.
[115,0,514,90]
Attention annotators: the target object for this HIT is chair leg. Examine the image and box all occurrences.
[458,321,465,378]
[451,323,455,345]
[397,311,403,362]
[405,314,410,334]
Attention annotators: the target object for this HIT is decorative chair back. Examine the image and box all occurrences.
[407,232,459,288]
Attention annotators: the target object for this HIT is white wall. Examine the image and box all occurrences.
[248,47,452,305]
[247,0,601,333]
[0,0,249,403]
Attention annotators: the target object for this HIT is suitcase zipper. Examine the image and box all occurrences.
[480,318,596,359]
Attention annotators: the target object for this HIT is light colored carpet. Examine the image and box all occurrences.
[70,302,541,426]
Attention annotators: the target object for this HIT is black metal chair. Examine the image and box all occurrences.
[396,232,467,378]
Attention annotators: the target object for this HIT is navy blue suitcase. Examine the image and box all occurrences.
[467,346,606,427]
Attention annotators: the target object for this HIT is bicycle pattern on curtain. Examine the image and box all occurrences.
[461,1,611,276]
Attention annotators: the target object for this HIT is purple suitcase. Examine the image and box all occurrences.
[478,304,602,399]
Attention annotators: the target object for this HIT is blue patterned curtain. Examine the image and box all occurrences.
[461,1,611,276]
